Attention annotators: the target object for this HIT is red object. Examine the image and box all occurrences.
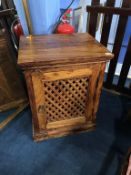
[13,23,23,38]
[57,8,74,34]
[62,8,72,20]
[57,23,74,34]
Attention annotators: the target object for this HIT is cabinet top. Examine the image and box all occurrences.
[18,33,113,69]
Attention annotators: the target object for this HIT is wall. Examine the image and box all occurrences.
[14,0,60,35]
[60,0,79,9]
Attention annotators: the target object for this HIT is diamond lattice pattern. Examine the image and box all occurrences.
[43,77,89,123]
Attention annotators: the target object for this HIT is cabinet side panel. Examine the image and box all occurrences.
[85,63,105,121]
[93,63,106,119]
[24,72,46,134]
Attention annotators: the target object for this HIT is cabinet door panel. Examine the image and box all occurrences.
[25,63,105,141]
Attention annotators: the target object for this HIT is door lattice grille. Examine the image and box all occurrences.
[43,77,89,123]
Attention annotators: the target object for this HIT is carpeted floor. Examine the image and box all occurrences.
[0,90,131,175]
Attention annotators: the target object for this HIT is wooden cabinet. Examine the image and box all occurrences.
[18,33,113,141]
[0,32,27,112]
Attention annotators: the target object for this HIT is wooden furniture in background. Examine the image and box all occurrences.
[0,33,26,110]
[18,33,113,141]
[0,31,28,129]
[0,8,27,129]
[86,0,131,96]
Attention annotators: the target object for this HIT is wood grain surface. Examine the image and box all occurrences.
[0,33,27,112]
[18,33,113,141]
[18,33,113,69]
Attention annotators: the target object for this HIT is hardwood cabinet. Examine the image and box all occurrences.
[18,33,113,141]
[0,32,27,112]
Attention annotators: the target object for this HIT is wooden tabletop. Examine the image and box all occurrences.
[18,33,113,69]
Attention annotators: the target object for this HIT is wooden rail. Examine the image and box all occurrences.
[87,0,131,95]
[86,6,131,16]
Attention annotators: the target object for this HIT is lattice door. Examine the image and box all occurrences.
[30,68,92,131]
[27,64,105,140]
[43,77,89,123]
